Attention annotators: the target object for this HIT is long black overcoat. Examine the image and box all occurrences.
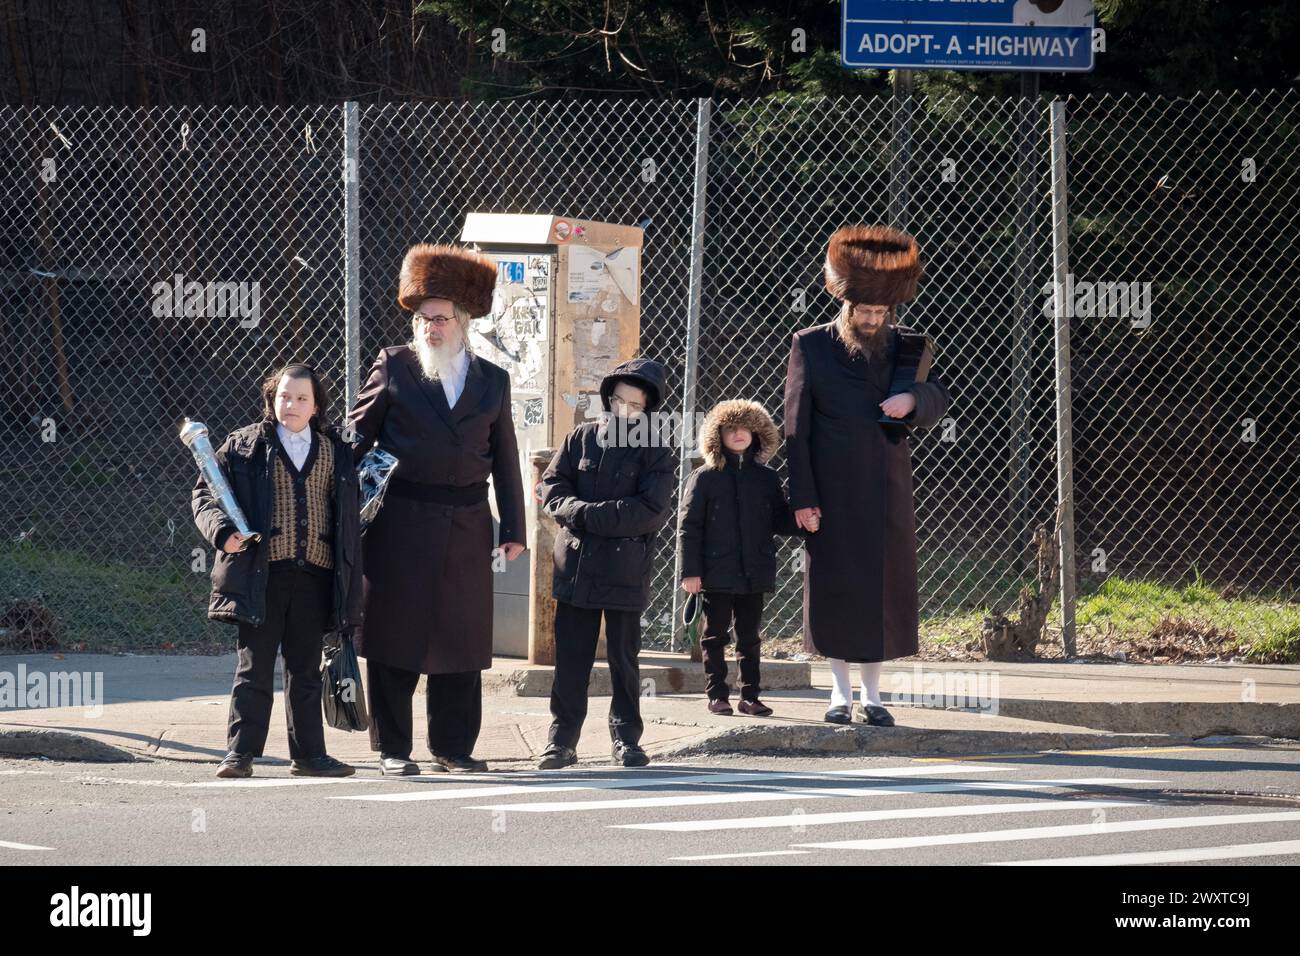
[346,345,525,674]
[783,323,951,661]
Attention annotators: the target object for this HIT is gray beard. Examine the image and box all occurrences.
[410,332,463,383]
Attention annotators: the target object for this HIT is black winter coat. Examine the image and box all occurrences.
[540,357,676,612]
[677,446,801,594]
[191,420,363,632]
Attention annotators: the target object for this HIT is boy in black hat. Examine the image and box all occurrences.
[537,357,675,769]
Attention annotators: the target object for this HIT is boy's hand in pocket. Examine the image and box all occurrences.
[222,531,246,553]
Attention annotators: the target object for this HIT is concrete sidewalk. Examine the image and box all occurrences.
[1,652,1296,767]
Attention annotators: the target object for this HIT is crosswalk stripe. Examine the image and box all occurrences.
[0,839,55,851]
[331,762,1027,803]
[990,839,1300,866]
[794,809,1300,851]
[669,850,812,861]
[463,777,1166,813]
[614,798,1151,831]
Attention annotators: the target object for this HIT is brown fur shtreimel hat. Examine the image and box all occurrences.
[823,224,923,306]
[397,243,497,318]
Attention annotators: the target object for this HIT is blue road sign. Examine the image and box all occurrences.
[842,0,1095,73]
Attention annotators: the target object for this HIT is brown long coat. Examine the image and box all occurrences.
[346,346,525,674]
[783,322,950,662]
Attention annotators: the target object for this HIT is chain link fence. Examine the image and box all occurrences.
[1,90,1296,659]
[0,105,347,651]
[1063,89,1300,656]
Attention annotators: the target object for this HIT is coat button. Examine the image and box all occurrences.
[296,559,305,566]
[447,473,455,482]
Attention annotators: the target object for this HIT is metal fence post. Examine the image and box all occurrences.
[1048,99,1078,657]
[342,101,361,413]
[669,97,712,653]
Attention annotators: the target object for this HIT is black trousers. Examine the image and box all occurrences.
[227,566,331,760]
[701,590,766,702]
[365,660,482,760]
[549,601,643,750]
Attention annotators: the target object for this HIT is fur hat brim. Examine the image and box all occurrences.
[398,243,497,318]
[700,400,781,469]
[824,225,922,305]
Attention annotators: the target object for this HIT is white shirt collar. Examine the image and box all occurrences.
[276,422,312,444]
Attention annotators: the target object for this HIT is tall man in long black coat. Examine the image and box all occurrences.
[347,243,526,774]
[784,225,951,726]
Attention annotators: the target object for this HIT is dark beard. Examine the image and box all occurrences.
[837,315,892,359]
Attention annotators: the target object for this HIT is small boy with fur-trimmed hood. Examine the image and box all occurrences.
[677,400,804,716]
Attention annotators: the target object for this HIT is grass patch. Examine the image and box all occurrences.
[0,544,227,654]
[1076,574,1300,662]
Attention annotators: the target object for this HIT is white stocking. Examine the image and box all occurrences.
[829,658,853,708]
[859,661,883,707]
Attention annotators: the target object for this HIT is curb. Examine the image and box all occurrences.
[0,729,137,763]
[651,723,1194,758]
[985,700,1300,739]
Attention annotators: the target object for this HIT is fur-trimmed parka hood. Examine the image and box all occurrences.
[699,399,781,470]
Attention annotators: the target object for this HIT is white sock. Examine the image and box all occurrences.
[829,658,852,708]
[859,661,883,707]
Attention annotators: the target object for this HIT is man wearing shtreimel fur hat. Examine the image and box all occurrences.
[783,224,952,727]
[346,243,526,776]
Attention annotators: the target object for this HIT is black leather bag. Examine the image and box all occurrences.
[321,632,369,732]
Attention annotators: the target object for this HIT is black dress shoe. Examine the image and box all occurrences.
[379,755,420,776]
[433,754,488,773]
[216,752,254,778]
[291,755,356,777]
[537,744,578,770]
[612,740,650,767]
[823,705,852,725]
[854,702,896,727]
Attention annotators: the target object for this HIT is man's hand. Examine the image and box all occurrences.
[880,391,917,419]
[501,542,526,560]
[795,507,821,533]
[222,531,246,554]
[681,576,702,594]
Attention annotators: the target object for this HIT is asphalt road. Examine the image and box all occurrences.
[3,744,1300,866]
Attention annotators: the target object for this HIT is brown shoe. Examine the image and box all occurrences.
[707,698,734,716]
[737,699,773,717]
[215,752,254,778]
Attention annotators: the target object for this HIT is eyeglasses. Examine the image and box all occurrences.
[415,312,455,326]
